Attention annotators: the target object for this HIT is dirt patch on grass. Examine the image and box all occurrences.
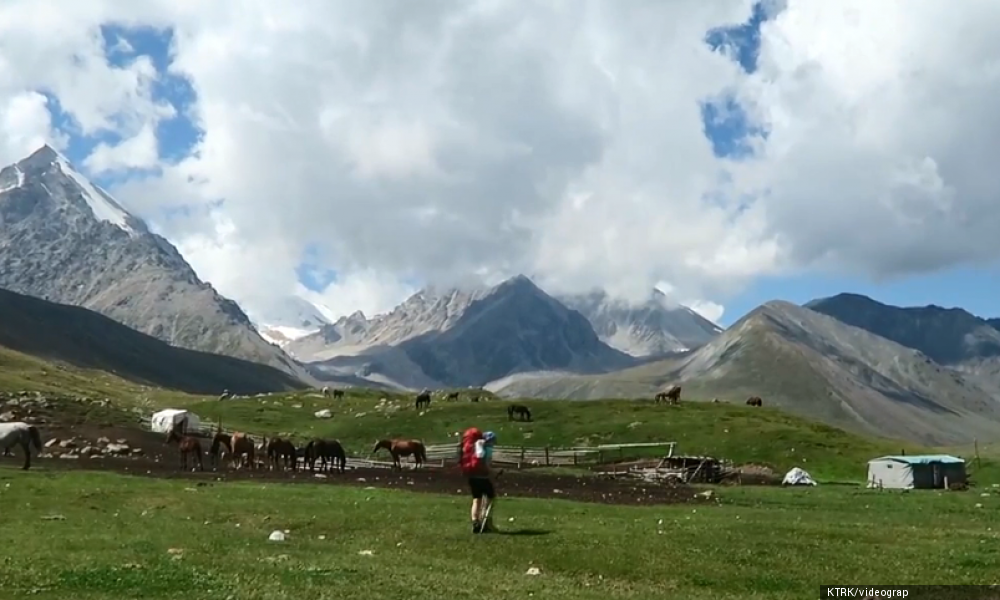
[4,413,711,507]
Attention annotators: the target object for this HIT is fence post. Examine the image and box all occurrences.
[520,446,525,469]
[545,447,550,466]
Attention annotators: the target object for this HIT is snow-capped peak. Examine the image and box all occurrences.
[51,152,138,235]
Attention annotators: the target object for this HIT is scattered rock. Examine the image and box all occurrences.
[268,531,286,542]
[44,438,60,448]
[0,411,16,421]
[696,490,714,500]
[358,550,373,556]
[525,567,541,576]
[97,437,110,445]
[58,439,77,449]
[41,514,66,520]
[314,409,332,419]
[59,453,79,460]
[104,443,130,455]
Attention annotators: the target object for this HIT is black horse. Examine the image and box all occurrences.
[415,390,431,409]
[303,438,347,473]
[507,404,532,422]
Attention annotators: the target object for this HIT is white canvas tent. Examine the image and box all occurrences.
[782,467,817,486]
[150,409,201,434]
[866,455,966,490]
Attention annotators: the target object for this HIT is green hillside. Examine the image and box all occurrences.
[184,391,936,482]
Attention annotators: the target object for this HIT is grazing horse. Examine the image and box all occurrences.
[333,389,345,399]
[265,437,298,471]
[0,422,43,470]
[230,432,256,470]
[507,404,532,421]
[372,438,427,470]
[165,418,204,471]
[303,439,347,472]
[415,390,431,410]
[321,386,331,397]
[746,396,763,407]
[445,392,459,401]
[656,385,681,405]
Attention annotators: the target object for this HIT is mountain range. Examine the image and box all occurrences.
[4,144,1000,445]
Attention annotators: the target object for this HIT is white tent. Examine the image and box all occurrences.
[150,409,201,434]
[866,455,966,490]
[782,467,817,486]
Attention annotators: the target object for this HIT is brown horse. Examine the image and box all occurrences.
[507,404,531,421]
[746,396,763,407]
[372,438,427,470]
[415,391,431,409]
[265,437,298,471]
[303,438,347,472]
[208,422,232,469]
[165,418,204,471]
[332,389,345,399]
[656,385,681,405]
[445,392,459,401]
[230,431,256,469]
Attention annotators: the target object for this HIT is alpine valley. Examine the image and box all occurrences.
[3,145,1000,445]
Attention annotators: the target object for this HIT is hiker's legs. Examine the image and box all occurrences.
[468,477,487,532]
[481,479,498,532]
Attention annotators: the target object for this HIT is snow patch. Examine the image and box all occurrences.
[258,324,319,347]
[53,154,136,235]
[0,166,24,193]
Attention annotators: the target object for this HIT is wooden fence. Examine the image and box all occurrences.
[141,414,676,470]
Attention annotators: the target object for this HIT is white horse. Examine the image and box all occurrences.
[0,422,43,470]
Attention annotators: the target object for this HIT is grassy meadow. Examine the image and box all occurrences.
[4,347,1000,597]
[0,469,998,599]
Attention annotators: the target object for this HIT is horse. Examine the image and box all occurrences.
[265,437,298,471]
[0,422,43,470]
[372,438,426,470]
[415,390,431,410]
[656,385,681,405]
[208,423,232,469]
[303,438,347,473]
[507,404,532,421]
[321,386,331,397]
[230,432,256,470]
[746,396,763,407]
[165,418,204,471]
[333,389,345,399]
[445,392,459,401]
[470,395,480,403]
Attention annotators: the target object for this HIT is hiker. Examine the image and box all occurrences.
[460,427,498,534]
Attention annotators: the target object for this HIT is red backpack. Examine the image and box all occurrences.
[460,427,486,476]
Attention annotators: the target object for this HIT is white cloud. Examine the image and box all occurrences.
[2,0,1000,324]
[84,122,160,173]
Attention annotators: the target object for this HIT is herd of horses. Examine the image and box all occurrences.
[164,416,427,473]
[654,386,764,408]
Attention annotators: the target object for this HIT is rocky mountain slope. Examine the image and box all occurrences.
[295,275,637,389]
[489,300,1000,445]
[0,145,309,382]
[0,287,303,395]
[807,293,1000,395]
[558,288,722,356]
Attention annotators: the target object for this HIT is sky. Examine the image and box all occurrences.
[2,0,1000,328]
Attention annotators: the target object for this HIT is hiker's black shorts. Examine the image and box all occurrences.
[467,476,495,499]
